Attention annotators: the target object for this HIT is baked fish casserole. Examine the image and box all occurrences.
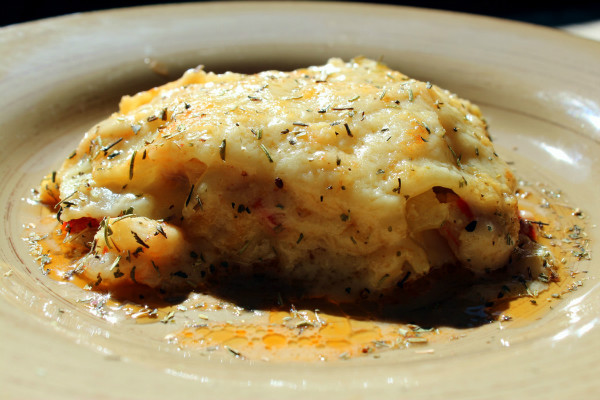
[39,58,519,300]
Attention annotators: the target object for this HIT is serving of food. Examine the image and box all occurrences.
[39,57,522,298]
[24,57,589,361]
[1,2,598,399]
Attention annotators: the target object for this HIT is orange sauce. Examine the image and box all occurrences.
[24,181,591,361]
[169,310,438,361]
[485,182,591,326]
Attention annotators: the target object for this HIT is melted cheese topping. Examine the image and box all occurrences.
[41,58,519,300]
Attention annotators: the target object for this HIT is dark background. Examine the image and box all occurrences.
[2,0,600,28]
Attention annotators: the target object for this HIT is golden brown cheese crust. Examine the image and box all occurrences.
[41,58,519,299]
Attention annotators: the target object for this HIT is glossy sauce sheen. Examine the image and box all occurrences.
[25,180,591,361]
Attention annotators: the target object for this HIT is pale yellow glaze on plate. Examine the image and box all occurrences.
[0,3,599,399]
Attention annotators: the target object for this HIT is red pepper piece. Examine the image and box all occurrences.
[62,217,100,234]
[519,219,538,241]
[455,197,474,220]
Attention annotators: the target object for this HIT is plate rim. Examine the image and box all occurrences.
[1,2,599,399]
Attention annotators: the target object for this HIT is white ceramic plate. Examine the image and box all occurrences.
[1,3,599,399]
